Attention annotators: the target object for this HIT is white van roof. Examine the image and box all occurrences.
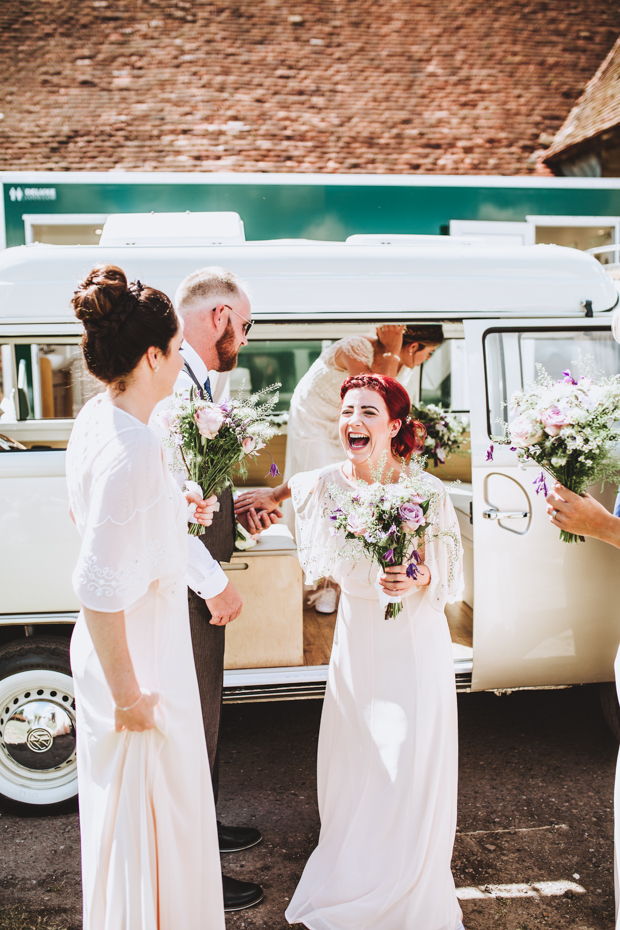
[0,240,616,325]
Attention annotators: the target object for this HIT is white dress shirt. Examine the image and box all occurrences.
[150,340,229,601]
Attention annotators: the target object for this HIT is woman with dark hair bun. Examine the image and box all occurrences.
[237,374,464,930]
[66,264,225,930]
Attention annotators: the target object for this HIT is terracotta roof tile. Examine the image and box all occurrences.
[0,0,618,174]
[544,36,620,164]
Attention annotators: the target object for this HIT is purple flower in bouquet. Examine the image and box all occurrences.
[434,442,446,465]
[406,561,421,580]
[384,549,395,564]
[560,369,578,385]
[399,502,425,531]
[533,470,548,496]
[265,456,281,478]
[486,444,494,462]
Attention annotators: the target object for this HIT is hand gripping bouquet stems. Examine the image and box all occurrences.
[410,401,468,468]
[491,364,620,544]
[327,455,460,619]
[157,385,282,536]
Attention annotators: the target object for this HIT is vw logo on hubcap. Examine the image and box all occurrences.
[26,728,53,753]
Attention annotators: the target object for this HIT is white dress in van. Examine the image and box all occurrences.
[282,336,416,532]
[66,396,224,930]
[285,464,464,930]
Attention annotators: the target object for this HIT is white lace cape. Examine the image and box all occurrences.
[322,335,374,369]
[290,463,464,613]
[67,398,186,613]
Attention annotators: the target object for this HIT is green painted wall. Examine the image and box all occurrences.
[6,180,620,247]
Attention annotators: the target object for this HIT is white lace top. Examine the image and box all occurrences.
[290,464,464,613]
[66,395,187,612]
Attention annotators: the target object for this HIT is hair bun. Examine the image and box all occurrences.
[72,263,134,337]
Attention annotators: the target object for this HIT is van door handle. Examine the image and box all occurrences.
[483,508,530,520]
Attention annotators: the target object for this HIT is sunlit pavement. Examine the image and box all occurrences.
[0,684,616,929]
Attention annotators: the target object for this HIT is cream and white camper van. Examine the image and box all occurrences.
[1,211,620,807]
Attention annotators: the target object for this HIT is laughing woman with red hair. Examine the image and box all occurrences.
[237,375,465,930]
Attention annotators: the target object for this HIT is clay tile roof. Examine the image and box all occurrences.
[0,1,619,175]
[544,36,620,165]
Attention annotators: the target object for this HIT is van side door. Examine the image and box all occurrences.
[464,318,620,691]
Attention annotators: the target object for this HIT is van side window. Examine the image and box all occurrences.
[235,340,324,411]
[484,328,620,440]
[420,338,469,411]
[0,342,100,450]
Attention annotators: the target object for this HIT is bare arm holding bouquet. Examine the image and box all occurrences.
[546,483,620,549]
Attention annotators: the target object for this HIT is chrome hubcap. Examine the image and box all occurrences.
[3,697,75,771]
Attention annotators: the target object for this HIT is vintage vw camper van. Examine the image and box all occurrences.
[1,211,620,807]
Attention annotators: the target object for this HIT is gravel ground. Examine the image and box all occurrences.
[0,684,617,930]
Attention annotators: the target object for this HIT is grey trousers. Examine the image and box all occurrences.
[188,588,226,805]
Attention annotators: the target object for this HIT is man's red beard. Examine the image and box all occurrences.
[215,319,239,372]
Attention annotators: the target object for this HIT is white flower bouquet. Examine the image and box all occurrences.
[411,402,468,468]
[327,457,460,618]
[158,386,281,536]
[491,366,620,544]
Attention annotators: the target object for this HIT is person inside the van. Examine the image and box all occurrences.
[235,324,444,612]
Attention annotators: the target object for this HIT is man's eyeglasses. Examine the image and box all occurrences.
[214,304,254,337]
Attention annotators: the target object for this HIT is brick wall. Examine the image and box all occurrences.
[0,0,618,174]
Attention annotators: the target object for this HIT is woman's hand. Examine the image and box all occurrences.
[186,492,218,527]
[376,324,406,353]
[546,482,620,547]
[114,690,159,733]
[379,563,431,595]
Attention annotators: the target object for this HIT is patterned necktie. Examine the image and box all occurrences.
[203,376,213,402]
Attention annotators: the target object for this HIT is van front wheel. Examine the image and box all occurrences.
[599,681,620,743]
[0,637,77,808]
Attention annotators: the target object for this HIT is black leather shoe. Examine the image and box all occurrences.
[218,820,263,853]
[222,874,264,911]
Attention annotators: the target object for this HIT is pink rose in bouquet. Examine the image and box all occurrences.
[540,404,571,437]
[399,501,426,531]
[195,405,224,439]
[242,436,256,453]
[346,514,368,537]
[509,413,544,447]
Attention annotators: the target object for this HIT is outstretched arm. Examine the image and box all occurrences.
[546,483,620,549]
[235,481,292,516]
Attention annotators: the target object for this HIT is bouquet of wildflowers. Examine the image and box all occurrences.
[158,386,281,536]
[411,402,468,468]
[327,457,460,618]
[490,365,620,544]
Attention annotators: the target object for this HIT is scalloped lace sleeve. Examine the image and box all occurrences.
[322,335,374,370]
[69,419,185,613]
[290,464,345,584]
[423,479,464,613]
